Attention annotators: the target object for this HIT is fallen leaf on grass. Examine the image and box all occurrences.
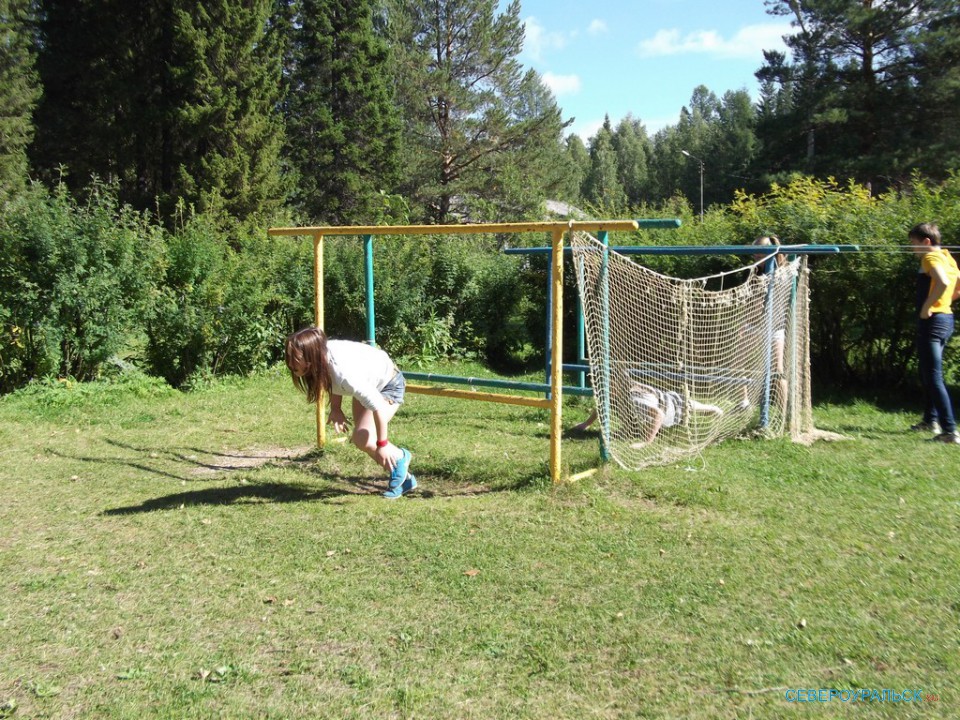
[195,666,233,683]
[463,569,480,577]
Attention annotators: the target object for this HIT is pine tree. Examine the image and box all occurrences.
[284,0,402,224]
[172,0,287,220]
[0,0,39,198]
[32,0,286,221]
[582,117,626,208]
[762,0,955,187]
[611,116,653,206]
[386,0,566,222]
[559,134,589,205]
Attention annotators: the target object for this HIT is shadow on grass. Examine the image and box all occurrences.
[101,480,368,514]
[99,469,525,514]
[76,438,539,515]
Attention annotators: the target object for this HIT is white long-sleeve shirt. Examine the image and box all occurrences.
[326,340,398,411]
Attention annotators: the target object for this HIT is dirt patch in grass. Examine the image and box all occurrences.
[188,446,316,476]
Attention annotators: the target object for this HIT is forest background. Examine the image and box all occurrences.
[1,0,959,395]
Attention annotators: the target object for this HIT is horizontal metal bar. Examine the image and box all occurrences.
[268,220,639,237]
[403,372,593,397]
[406,384,551,408]
[503,245,854,256]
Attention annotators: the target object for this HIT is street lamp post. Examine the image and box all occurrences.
[681,150,704,222]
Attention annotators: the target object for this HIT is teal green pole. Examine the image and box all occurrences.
[576,292,585,389]
[364,234,375,345]
[759,255,776,428]
[598,230,611,462]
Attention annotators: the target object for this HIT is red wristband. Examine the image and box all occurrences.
[376,439,389,448]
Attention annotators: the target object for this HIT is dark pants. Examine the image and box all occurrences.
[917,313,956,433]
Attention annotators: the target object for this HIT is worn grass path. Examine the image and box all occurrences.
[1,368,957,718]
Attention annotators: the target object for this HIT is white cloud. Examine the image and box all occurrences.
[523,16,567,62]
[568,116,605,141]
[637,22,791,60]
[542,72,581,96]
[587,19,608,36]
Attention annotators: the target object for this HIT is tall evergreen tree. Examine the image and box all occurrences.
[611,115,653,206]
[386,0,566,222]
[0,0,39,198]
[582,116,626,208]
[909,7,960,177]
[559,134,589,205]
[710,90,758,198]
[284,0,402,224]
[32,0,286,221]
[762,0,954,187]
[170,0,287,220]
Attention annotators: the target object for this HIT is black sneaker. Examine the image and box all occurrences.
[929,431,960,444]
[910,420,941,434]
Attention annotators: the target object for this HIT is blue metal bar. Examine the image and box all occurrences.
[403,371,593,397]
[363,235,375,345]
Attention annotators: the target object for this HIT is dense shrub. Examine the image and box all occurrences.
[0,182,163,392]
[145,217,303,387]
[660,174,958,389]
[3,174,959,395]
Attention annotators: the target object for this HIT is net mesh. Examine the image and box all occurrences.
[571,231,814,469]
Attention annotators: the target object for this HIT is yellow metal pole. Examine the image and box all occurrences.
[549,227,564,483]
[314,233,326,449]
[406,384,551,408]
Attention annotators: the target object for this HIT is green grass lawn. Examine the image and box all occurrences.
[1,366,957,719]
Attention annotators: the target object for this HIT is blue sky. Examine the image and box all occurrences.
[512,0,794,140]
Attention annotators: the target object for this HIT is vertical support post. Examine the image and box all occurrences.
[549,228,564,483]
[759,256,776,429]
[363,234,375,345]
[314,233,326,448]
[576,291,586,390]
[786,255,800,434]
[544,247,553,399]
[598,230,611,462]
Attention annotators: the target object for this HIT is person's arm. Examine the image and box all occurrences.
[921,263,950,319]
[372,408,397,470]
[573,409,598,431]
[328,393,349,433]
[644,407,665,442]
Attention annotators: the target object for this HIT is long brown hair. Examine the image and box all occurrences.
[753,234,786,267]
[285,326,331,404]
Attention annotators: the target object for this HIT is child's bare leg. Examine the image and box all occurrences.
[350,398,401,470]
[573,409,598,431]
[688,398,724,416]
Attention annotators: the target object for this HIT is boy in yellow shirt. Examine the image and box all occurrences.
[908,223,960,444]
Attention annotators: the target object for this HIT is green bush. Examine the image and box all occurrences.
[0,182,164,392]
[145,217,302,387]
[723,175,955,389]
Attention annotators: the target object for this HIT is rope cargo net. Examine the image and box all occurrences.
[571,232,814,469]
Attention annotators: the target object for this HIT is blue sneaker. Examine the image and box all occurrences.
[383,473,417,499]
[386,448,412,491]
